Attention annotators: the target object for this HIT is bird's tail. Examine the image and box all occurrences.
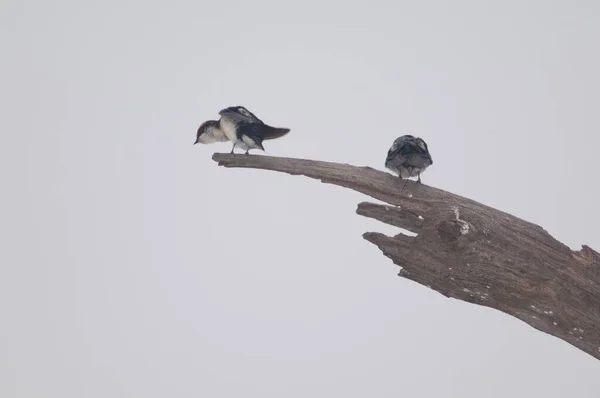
[262,126,291,140]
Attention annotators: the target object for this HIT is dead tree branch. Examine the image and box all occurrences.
[212,153,600,361]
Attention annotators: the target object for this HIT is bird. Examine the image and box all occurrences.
[218,106,291,154]
[194,120,229,145]
[385,134,433,185]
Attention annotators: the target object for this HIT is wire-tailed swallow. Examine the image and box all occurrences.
[385,134,433,184]
[218,106,291,154]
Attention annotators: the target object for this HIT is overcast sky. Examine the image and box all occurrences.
[2,0,600,397]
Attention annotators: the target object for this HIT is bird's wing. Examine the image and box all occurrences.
[219,106,264,124]
[386,144,406,164]
[237,123,265,142]
[412,141,432,163]
[400,141,433,166]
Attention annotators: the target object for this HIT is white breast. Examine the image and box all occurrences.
[212,127,228,142]
[202,129,228,144]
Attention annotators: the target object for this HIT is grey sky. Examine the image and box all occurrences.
[2,0,599,397]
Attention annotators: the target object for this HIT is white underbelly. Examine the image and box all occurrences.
[232,135,259,151]
[241,135,260,149]
[235,139,250,150]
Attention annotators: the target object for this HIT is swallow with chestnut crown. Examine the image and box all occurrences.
[194,120,229,145]
[218,106,291,154]
[385,134,433,184]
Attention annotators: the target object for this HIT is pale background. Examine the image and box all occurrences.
[2,0,599,397]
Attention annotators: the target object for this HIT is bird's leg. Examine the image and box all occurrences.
[400,177,408,191]
[244,149,250,155]
[230,142,236,154]
[417,173,422,184]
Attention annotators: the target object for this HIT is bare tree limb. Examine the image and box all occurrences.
[212,152,600,361]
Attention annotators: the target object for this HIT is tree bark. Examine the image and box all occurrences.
[212,153,600,361]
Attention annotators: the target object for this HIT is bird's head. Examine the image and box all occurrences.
[194,120,219,145]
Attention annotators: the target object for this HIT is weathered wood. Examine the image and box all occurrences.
[212,152,600,361]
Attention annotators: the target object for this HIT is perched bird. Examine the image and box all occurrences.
[385,134,433,184]
[194,120,229,145]
[218,106,291,154]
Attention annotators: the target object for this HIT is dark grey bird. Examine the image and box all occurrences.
[193,120,229,145]
[385,134,433,184]
[218,106,291,154]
